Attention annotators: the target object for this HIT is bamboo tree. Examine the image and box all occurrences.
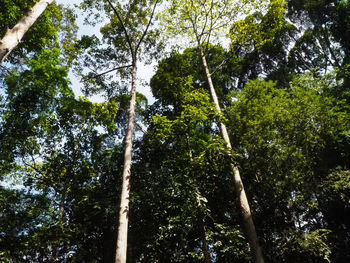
[0,0,54,63]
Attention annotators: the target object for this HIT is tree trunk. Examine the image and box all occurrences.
[0,0,53,63]
[198,44,265,263]
[58,190,65,224]
[115,58,137,263]
[56,189,66,262]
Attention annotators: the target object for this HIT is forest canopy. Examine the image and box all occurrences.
[0,0,349,262]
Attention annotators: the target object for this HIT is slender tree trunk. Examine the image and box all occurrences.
[57,192,65,262]
[0,0,54,63]
[58,190,65,223]
[201,224,211,263]
[115,57,137,263]
[105,1,158,261]
[198,44,265,263]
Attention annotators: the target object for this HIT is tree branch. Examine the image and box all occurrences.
[87,64,132,79]
[210,51,237,76]
[136,0,160,52]
[188,2,201,45]
[0,64,11,75]
[136,122,146,134]
[106,0,133,53]
[204,1,215,52]
[198,0,211,39]
[321,25,340,67]
[22,158,45,178]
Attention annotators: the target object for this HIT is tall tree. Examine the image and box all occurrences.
[0,0,54,63]
[78,1,161,262]
[162,1,281,262]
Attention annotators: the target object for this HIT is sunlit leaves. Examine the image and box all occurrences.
[230,0,288,50]
[225,74,349,261]
[152,87,218,139]
[0,1,77,67]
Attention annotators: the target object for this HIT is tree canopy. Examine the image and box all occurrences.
[0,0,349,262]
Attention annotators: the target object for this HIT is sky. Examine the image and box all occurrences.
[56,0,156,104]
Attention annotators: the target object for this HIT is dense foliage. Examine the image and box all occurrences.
[0,0,349,262]
[0,0,77,67]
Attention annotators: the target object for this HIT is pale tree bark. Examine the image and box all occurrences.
[198,43,265,263]
[0,0,54,63]
[104,1,160,262]
[115,56,137,263]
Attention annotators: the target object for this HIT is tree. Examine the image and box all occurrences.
[78,1,161,262]
[1,48,120,261]
[229,0,294,88]
[228,0,349,94]
[162,1,278,261]
[0,0,54,63]
[0,0,78,75]
[0,48,72,261]
[152,87,219,263]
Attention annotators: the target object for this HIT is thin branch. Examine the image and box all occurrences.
[188,0,202,44]
[210,51,237,76]
[22,158,45,177]
[321,26,340,67]
[315,36,333,71]
[296,49,318,73]
[198,0,211,38]
[106,0,133,52]
[188,2,201,44]
[136,0,160,52]
[135,122,146,134]
[204,0,230,51]
[87,64,132,79]
[205,1,215,52]
[209,3,226,30]
[290,35,317,73]
[0,64,11,75]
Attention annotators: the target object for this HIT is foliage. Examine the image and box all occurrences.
[162,0,269,46]
[0,0,349,262]
[226,74,349,262]
[150,45,233,110]
[0,0,78,67]
[230,0,288,49]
